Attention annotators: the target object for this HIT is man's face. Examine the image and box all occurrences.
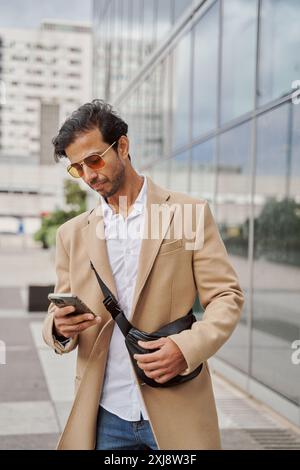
[65,127,126,199]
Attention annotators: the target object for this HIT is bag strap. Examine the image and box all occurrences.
[90,261,132,336]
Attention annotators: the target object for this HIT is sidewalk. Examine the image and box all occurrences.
[0,310,300,450]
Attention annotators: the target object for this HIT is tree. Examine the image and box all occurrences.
[255,198,300,244]
[34,180,87,249]
[254,198,300,265]
[64,180,87,212]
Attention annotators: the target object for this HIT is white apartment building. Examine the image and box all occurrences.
[0,20,93,234]
[0,20,92,162]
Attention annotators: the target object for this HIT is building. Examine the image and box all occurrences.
[0,20,92,162]
[0,20,92,233]
[93,0,300,426]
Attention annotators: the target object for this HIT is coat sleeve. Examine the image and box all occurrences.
[42,227,79,355]
[169,200,244,374]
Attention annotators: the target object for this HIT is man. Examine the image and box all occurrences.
[43,99,244,450]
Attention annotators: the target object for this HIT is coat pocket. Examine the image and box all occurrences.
[158,239,183,255]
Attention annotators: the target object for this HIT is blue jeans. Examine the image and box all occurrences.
[95,406,159,450]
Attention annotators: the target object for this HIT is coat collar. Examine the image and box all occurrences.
[81,176,175,323]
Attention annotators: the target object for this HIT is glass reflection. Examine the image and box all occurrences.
[172,32,192,151]
[174,0,193,22]
[142,74,153,165]
[169,151,190,193]
[156,0,172,43]
[290,100,300,199]
[258,0,300,105]
[221,0,257,123]
[152,158,170,188]
[150,63,167,161]
[190,139,215,203]
[215,122,252,373]
[252,103,300,405]
[131,0,143,71]
[192,2,219,139]
[142,0,156,58]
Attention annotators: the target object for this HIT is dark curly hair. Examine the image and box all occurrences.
[52,99,130,162]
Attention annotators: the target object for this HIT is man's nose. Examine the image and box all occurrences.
[82,164,98,183]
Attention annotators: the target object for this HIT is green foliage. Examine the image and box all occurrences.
[254,198,300,265]
[34,180,87,249]
[64,179,87,212]
[255,198,300,244]
[223,198,300,266]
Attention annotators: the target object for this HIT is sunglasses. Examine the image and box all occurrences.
[67,141,117,178]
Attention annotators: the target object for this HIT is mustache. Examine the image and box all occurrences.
[90,177,108,186]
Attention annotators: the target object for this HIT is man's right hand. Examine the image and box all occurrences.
[53,305,101,339]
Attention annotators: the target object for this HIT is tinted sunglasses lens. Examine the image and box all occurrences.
[85,154,105,169]
[68,164,82,178]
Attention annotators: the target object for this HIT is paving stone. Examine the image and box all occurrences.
[0,433,59,450]
[0,401,59,436]
[0,318,50,402]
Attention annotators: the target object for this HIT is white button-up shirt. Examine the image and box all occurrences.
[99,176,149,421]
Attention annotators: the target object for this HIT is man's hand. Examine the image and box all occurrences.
[53,305,101,339]
[133,337,188,384]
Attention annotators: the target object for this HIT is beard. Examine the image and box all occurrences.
[90,155,126,199]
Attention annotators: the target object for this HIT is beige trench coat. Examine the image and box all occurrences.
[43,176,244,450]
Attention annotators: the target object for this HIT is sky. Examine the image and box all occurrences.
[0,0,92,29]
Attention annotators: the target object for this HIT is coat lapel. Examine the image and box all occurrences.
[81,201,118,304]
[129,177,174,322]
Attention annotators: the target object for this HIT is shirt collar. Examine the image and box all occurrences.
[131,175,147,215]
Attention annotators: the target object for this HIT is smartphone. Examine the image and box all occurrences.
[48,293,96,316]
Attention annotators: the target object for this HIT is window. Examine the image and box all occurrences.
[172,32,192,151]
[169,151,190,193]
[142,0,156,57]
[156,0,172,42]
[152,159,170,188]
[174,0,193,23]
[216,122,252,373]
[221,0,257,123]
[67,73,81,79]
[26,83,43,88]
[130,0,143,71]
[12,55,28,62]
[258,0,300,105]
[191,139,215,202]
[192,2,219,139]
[252,102,300,404]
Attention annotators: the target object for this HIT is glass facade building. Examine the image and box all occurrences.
[93,0,300,424]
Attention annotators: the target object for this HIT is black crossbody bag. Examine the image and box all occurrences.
[90,261,203,388]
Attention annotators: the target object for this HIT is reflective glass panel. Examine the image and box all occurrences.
[221,0,257,123]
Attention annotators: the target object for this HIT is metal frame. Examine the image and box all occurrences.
[247,0,261,380]
[214,0,223,217]
[187,7,195,195]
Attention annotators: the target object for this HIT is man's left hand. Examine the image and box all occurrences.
[133,337,188,384]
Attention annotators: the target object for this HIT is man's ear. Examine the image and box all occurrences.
[117,135,129,161]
